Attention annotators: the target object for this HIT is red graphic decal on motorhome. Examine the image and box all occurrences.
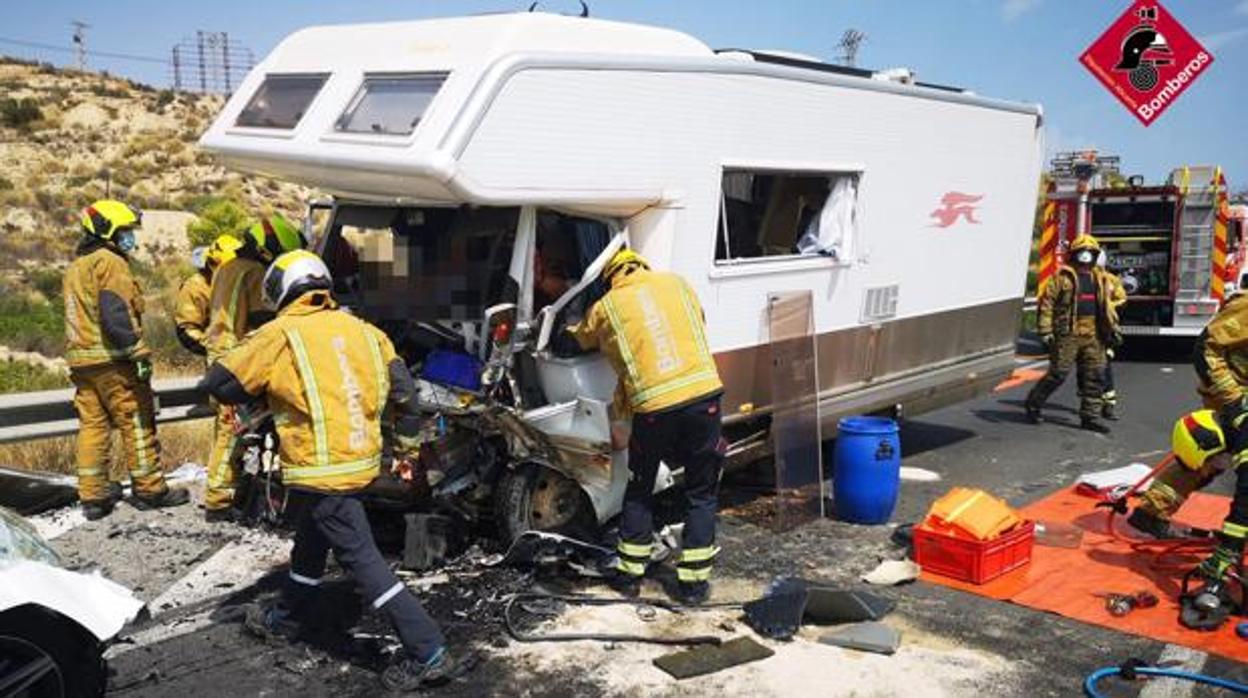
[929,192,983,228]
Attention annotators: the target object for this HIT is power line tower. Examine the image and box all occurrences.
[835,29,866,68]
[170,31,255,94]
[70,20,90,71]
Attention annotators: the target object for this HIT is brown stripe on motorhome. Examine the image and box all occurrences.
[714,298,1022,430]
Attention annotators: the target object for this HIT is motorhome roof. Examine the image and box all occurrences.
[261,13,712,73]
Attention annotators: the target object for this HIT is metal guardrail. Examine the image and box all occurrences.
[0,377,211,444]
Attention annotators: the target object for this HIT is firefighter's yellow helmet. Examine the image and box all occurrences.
[206,234,243,271]
[602,248,649,283]
[244,214,305,264]
[81,199,142,240]
[1172,410,1226,470]
[1070,234,1102,254]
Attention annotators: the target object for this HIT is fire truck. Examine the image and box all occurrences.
[1039,164,1244,337]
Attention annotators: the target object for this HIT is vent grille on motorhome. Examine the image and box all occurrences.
[861,285,899,322]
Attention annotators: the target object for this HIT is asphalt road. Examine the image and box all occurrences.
[37,339,1248,696]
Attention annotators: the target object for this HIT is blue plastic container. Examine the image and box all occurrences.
[832,416,901,524]
[420,349,483,392]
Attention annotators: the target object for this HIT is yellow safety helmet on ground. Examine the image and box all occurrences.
[244,214,305,264]
[1172,410,1226,470]
[206,234,243,271]
[263,249,332,310]
[81,200,142,241]
[602,248,650,283]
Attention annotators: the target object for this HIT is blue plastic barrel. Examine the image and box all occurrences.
[832,416,901,524]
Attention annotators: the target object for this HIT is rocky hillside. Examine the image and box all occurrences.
[0,56,316,382]
[0,56,312,270]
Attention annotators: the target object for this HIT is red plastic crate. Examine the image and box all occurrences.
[913,520,1035,584]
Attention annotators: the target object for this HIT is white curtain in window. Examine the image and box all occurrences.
[796,176,857,260]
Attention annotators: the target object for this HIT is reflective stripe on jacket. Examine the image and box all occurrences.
[215,292,394,493]
[572,268,722,415]
[174,271,211,352]
[1196,293,1248,409]
[63,245,149,368]
[1037,265,1124,341]
[205,257,265,361]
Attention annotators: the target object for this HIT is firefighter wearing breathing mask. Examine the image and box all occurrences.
[202,215,306,521]
[1025,234,1124,433]
[1127,411,1247,629]
[64,200,189,520]
[199,250,454,691]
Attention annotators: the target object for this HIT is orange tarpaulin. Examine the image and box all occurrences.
[921,487,1248,663]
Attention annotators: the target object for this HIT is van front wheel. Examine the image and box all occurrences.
[495,463,594,543]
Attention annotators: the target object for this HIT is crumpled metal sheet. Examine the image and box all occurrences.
[743,578,808,640]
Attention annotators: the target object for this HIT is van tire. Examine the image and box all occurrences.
[0,605,106,697]
[495,463,594,543]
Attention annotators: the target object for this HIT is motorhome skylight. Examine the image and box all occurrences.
[234,74,328,129]
[335,73,449,136]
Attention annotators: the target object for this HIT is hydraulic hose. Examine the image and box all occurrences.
[1084,664,1248,697]
[1101,452,1217,573]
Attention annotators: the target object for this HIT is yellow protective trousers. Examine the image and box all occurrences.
[71,362,165,502]
[204,400,239,511]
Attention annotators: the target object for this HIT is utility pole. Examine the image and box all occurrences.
[71,20,90,71]
[172,45,182,91]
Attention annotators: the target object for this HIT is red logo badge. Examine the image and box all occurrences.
[1079,0,1213,126]
[930,192,983,228]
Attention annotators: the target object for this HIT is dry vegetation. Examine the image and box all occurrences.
[0,420,213,476]
[0,56,315,473]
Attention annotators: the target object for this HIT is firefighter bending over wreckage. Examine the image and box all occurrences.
[1127,411,1247,629]
[202,215,305,521]
[567,248,726,606]
[1024,234,1125,433]
[65,199,189,520]
[200,250,456,691]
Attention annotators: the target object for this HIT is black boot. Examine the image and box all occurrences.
[82,499,115,521]
[1024,403,1042,424]
[1127,508,1174,539]
[1080,417,1110,434]
[131,487,190,510]
[673,581,710,606]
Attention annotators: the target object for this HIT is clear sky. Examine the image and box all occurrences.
[1,0,1244,188]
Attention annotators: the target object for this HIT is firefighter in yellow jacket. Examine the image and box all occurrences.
[1139,285,1248,552]
[174,235,241,357]
[64,200,189,520]
[200,250,454,690]
[1024,235,1125,433]
[203,216,304,520]
[569,249,725,605]
[1127,410,1248,629]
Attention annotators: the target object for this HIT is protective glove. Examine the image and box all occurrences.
[1106,348,1115,360]
[393,414,425,456]
[135,358,153,382]
[1197,544,1239,583]
[1041,334,1055,349]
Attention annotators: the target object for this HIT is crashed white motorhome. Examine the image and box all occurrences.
[200,12,1044,537]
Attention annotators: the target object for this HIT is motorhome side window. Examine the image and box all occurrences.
[234,74,328,129]
[716,170,860,264]
[336,73,449,136]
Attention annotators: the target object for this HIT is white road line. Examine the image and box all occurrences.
[108,533,290,657]
[1139,644,1208,698]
